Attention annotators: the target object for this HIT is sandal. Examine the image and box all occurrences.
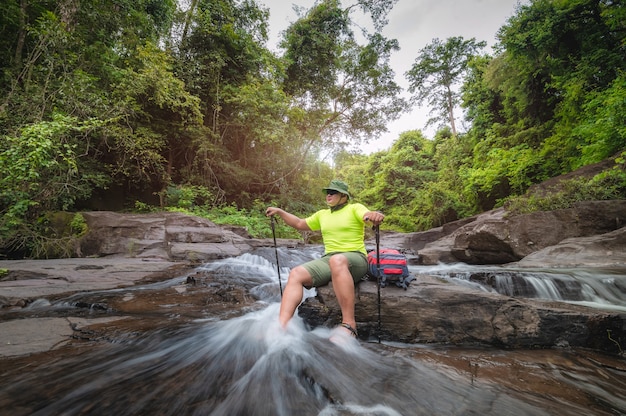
[339,322,358,338]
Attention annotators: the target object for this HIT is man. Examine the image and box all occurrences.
[265,180,384,338]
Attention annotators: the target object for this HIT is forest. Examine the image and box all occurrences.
[0,0,625,258]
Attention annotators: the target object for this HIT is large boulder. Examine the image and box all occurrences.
[516,226,626,268]
[79,211,256,261]
[298,277,626,354]
[413,200,626,265]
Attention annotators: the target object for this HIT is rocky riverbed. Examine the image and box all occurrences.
[1,244,625,416]
[0,257,194,357]
[1,206,625,358]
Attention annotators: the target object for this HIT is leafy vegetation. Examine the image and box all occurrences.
[0,0,624,257]
[406,36,486,135]
[504,152,626,215]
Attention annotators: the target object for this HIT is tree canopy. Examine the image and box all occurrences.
[0,0,624,257]
[406,36,486,135]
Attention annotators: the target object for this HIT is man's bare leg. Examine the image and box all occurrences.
[278,266,313,328]
[329,254,357,335]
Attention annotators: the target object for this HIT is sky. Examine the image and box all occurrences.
[260,0,525,152]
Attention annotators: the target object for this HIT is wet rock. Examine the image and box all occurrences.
[298,277,626,355]
[2,199,625,360]
[0,262,260,357]
[0,317,126,357]
[74,200,626,268]
[0,257,191,309]
[400,216,477,252]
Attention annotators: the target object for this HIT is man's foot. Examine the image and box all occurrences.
[338,322,358,338]
[329,322,359,346]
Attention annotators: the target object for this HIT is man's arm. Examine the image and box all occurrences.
[266,207,311,231]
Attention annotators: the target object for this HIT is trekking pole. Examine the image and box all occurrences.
[374,224,381,343]
[270,216,283,297]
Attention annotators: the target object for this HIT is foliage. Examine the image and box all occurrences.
[465,142,548,209]
[281,0,406,149]
[504,154,626,214]
[281,0,351,102]
[454,0,626,212]
[341,131,440,231]
[430,128,477,217]
[572,72,626,167]
[164,202,302,240]
[489,0,625,169]
[0,114,107,256]
[204,203,302,239]
[158,184,212,209]
[70,213,88,237]
[1,0,625,256]
[406,36,486,134]
[0,211,89,259]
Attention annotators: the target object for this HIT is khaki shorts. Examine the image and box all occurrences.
[302,251,368,287]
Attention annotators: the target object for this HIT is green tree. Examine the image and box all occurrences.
[104,43,204,193]
[430,127,477,220]
[573,73,626,166]
[495,0,626,170]
[456,0,626,210]
[0,0,201,255]
[0,114,107,255]
[359,130,437,231]
[406,36,486,135]
[461,55,506,138]
[1,0,176,127]
[281,0,405,149]
[174,0,285,203]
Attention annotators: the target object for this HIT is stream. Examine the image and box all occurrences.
[1,248,625,415]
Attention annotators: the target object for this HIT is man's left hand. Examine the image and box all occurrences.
[365,211,384,225]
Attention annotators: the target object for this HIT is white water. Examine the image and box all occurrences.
[8,303,554,416]
[414,263,626,312]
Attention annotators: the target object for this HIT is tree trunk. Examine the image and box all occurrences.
[446,83,456,135]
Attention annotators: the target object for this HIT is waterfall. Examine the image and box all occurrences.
[413,263,626,312]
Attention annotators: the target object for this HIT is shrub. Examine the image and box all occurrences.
[504,157,626,214]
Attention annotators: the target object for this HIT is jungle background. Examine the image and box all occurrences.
[1,0,625,258]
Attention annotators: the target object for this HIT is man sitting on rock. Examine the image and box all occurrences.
[265,180,384,339]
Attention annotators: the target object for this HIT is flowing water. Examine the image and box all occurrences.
[1,249,625,415]
[413,263,626,312]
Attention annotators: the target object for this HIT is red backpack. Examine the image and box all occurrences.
[366,249,413,290]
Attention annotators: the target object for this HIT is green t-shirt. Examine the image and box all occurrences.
[305,203,370,255]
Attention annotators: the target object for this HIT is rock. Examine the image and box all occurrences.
[516,226,626,268]
[403,216,478,251]
[412,201,626,265]
[0,257,188,300]
[2,203,625,359]
[0,258,251,357]
[79,211,255,262]
[0,317,126,357]
[298,277,626,354]
[414,208,506,264]
[76,200,626,268]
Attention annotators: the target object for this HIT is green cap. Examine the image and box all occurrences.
[323,179,351,198]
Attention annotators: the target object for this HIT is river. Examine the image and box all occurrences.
[0,248,625,415]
